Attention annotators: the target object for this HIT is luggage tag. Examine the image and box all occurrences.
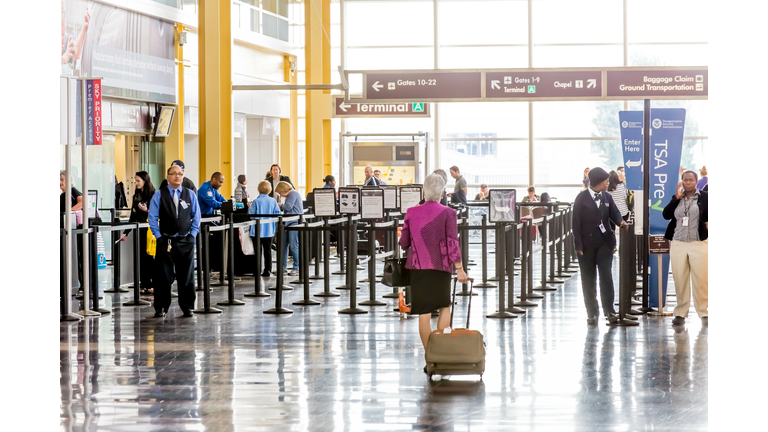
[682,217,689,227]
[444,327,452,334]
[599,221,606,233]
[180,200,189,209]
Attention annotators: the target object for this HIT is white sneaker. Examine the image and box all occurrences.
[287,270,299,276]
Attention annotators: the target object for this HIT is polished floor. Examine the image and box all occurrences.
[61,246,707,431]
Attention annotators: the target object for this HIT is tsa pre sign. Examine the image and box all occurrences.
[647,108,686,308]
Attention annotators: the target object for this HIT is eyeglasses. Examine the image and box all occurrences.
[169,172,183,177]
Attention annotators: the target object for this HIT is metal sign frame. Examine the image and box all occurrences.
[345,66,708,103]
[338,187,361,215]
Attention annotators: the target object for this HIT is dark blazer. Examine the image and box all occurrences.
[662,190,708,241]
[265,174,294,199]
[572,189,624,251]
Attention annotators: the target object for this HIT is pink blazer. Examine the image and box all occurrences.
[399,201,462,273]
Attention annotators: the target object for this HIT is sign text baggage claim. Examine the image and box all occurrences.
[620,75,699,92]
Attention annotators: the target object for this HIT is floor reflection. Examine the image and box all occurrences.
[60,252,708,431]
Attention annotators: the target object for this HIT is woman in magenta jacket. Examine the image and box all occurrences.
[399,173,469,357]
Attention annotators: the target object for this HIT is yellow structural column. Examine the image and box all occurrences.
[165,24,185,168]
[304,0,330,192]
[199,0,233,197]
[322,0,332,181]
[280,55,298,181]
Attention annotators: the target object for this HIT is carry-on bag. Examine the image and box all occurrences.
[424,277,486,379]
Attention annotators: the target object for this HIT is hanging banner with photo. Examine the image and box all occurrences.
[61,0,176,103]
[647,108,686,308]
[618,111,644,191]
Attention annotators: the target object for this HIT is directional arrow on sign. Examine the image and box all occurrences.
[372,81,383,92]
[491,80,501,90]
[587,79,596,88]
[339,102,351,112]
[625,159,641,168]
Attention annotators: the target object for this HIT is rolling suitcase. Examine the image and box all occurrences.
[425,278,485,379]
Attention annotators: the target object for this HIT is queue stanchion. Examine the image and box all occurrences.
[505,225,527,314]
[123,223,151,307]
[268,216,294,292]
[332,226,346,276]
[218,216,246,306]
[310,226,324,280]
[339,214,367,314]
[626,226,644,315]
[487,223,515,319]
[89,227,110,315]
[336,215,360,290]
[61,228,82,321]
[527,218,543,299]
[289,215,311,286]
[264,216,293,314]
[360,222,387,307]
[106,225,128,293]
[563,208,578,273]
[475,214,497,288]
[76,227,100,317]
[555,208,572,279]
[194,224,223,314]
[245,219,271,298]
[383,218,401,299]
[216,213,227,286]
[316,218,340,298]
[195,230,205,292]
[294,222,321,306]
[546,212,565,285]
[618,223,640,326]
[534,214,557,292]
[456,217,477,297]
[514,220,538,308]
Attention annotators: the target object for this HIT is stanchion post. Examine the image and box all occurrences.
[456,219,477,297]
[89,228,110,315]
[61,229,82,321]
[487,224,515,318]
[515,221,538,308]
[476,214,497,288]
[106,226,128,293]
[506,225,527,313]
[245,219,270,298]
[547,213,565,284]
[383,218,400,299]
[339,215,367,314]
[618,224,640,325]
[195,230,205,292]
[218,216,245,306]
[194,224,223,313]
[310,225,323,280]
[295,223,321,305]
[123,224,150,307]
[316,218,340,298]
[534,214,557,292]
[360,224,386,306]
[265,216,293,314]
[333,225,346,275]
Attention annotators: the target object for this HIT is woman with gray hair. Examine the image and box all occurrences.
[399,173,468,372]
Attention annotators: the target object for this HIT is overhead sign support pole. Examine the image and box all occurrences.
[641,99,651,313]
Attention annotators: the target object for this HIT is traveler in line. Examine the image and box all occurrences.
[607,171,631,221]
[198,172,227,215]
[159,160,197,192]
[120,171,156,295]
[265,164,293,206]
[419,169,449,206]
[363,165,381,187]
[572,167,628,326]
[234,174,249,206]
[617,166,626,182]
[249,181,281,277]
[373,170,387,185]
[323,175,336,189]
[148,165,201,318]
[582,167,590,190]
[399,173,468,360]
[447,166,468,205]
[522,186,540,203]
[697,166,708,191]
[664,170,708,327]
[275,181,303,276]
[474,184,489,201]
[60,170,84,294]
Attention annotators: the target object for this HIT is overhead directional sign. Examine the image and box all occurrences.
[365,71,482,101]
[350,67,707,102]
[607,69,708,98]
[331,96,430,118]
[486,71,602,99]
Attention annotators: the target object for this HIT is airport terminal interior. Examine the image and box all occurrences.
[57,0,715,430]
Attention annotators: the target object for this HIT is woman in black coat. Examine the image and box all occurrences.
[121,171,156,295]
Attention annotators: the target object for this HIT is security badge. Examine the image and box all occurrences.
[682,217,689,227]
[180,200,189,209]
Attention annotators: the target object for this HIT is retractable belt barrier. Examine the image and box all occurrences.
[617,223,640,325]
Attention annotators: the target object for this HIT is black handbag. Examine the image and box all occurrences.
[382,257,410,287]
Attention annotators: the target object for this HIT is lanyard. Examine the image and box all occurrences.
[683,194,695,217]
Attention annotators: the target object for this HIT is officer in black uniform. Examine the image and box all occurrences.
[148,165,201,318]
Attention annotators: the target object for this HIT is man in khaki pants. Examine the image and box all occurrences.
[663,171,708,326]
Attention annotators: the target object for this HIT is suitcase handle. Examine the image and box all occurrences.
[451,277,474,329]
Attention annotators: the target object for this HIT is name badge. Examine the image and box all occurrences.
[180,201,189,209]
[207,191,213,197]
[682,217,689,227]
[599,222,606,233]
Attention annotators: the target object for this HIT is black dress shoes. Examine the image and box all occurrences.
[672,316,686,326]
[154,310,166,318]
[182,309,194,317]
[606,314,620,325]
[587,317,598,326]
[261,271,271,277]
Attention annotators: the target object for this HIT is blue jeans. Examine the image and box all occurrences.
[281,230,299,271]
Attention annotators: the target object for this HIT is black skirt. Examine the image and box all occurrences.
[409,269,451,315]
